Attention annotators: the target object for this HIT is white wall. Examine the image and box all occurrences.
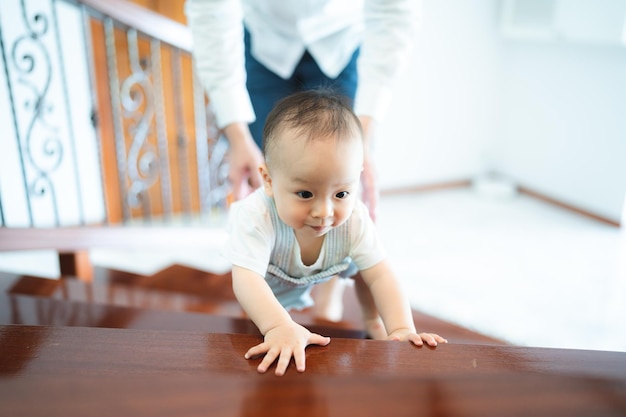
[377,0,626,223]
[376,0,502,189]
[493,40,626,223]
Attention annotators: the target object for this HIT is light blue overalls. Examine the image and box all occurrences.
[263,194,358,310]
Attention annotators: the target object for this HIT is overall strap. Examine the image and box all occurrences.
[265,193,294,271]
[264,193,352,275]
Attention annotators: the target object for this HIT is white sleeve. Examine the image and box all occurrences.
[185,0,255,128]
[223,193,274,277]
[349,201,387,270]
[354,0,421,121]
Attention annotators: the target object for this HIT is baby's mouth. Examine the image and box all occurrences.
[309,224,330,233]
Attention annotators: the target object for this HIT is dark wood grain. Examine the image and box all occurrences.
[0,324,625,417]
[1,325,624,378]
[1,372,624,417]
[1,271,506,345]
[0,292,370,340]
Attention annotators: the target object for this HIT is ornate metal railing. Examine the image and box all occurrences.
[0,0,230,228]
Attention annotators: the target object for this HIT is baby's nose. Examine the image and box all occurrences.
[313,198,333,218]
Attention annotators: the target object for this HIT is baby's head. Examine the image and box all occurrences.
[262,89,363,170]
[260,89,364,237]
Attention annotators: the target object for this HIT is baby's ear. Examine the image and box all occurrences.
[259,164,273,196]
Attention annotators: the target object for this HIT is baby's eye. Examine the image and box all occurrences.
[335,191,349,199]
[296,191,313,199]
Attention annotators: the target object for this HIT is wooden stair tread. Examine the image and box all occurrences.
[0,292,366,339]
[97,265,507,344]
[1,269,506,345]
[1,271,365,335]
[6,272,244,318]
[95,265,238,301]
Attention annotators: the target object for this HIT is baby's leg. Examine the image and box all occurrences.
[353,273,388,340]
[313,275,346,322]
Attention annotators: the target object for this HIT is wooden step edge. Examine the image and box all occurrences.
[5,273,243,318]
[0,292,366,339]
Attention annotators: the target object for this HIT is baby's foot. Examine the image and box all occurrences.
[314,300,343,322]
[364,316,387,340]
[313,277,345,322]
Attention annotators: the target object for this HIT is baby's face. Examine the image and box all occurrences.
[262,129,364,240]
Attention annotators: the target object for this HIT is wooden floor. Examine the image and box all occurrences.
[0,265,504,345]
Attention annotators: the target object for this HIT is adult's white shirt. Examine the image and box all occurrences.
[185,0,420,129]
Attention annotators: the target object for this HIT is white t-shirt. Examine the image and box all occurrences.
[224,188,386,281]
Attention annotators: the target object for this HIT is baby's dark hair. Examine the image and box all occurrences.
[262,89,363,165]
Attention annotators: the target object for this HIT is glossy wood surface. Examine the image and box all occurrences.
[1,271,506,345]
[1,324,625,417]
[0,292,374,340]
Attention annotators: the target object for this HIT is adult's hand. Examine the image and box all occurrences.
[358,116,379,222]
[223,122,264,200]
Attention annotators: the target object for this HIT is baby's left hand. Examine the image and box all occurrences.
[387,329,448,347]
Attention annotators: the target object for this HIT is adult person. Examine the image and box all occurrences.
[185,0,420,220]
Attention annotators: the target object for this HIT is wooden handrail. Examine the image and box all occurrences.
[0,226,227,252]
[78,0,193,52]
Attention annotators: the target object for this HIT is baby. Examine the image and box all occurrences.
[225,89,446,376]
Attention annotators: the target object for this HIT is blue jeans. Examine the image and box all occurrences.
[245,30,359,149]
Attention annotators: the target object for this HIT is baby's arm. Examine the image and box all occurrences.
[231,265,331,375]
[360,260,447,346]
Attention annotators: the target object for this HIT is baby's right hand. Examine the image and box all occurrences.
[244,322,331,376]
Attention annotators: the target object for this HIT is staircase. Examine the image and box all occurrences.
[0,266,506,344]
[0,0,505,346]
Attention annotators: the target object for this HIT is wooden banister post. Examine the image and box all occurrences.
[59,251,94,282]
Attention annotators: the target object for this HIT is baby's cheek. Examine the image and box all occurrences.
[334,209,350,226]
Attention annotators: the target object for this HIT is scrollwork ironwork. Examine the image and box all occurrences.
[122,30,158,212]
[3,0,232,226]
[11,0,62,223]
